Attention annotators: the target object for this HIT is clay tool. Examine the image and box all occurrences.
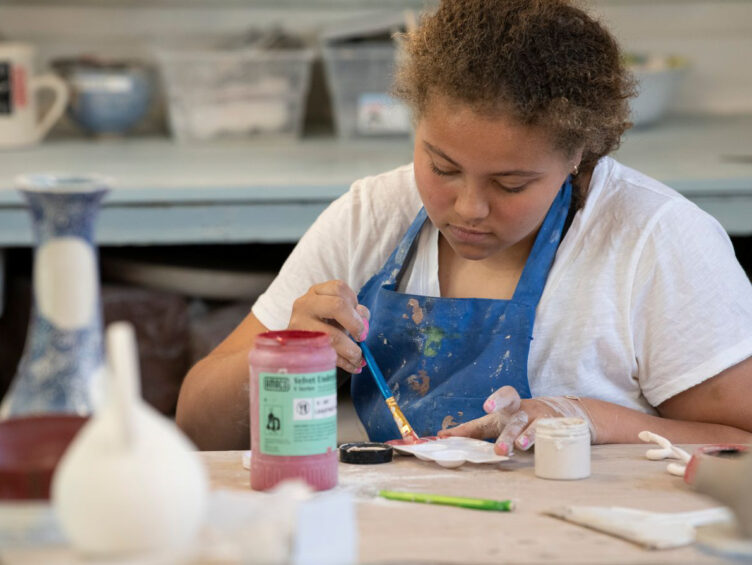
[359,341,420,443]
[379,490,514,512]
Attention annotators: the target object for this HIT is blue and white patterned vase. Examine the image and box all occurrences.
[0,173,110,419]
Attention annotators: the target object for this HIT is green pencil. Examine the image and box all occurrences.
[378,490,515,512]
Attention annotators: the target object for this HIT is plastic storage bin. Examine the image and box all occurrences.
[322,43,411,138]
[156,48,314,141]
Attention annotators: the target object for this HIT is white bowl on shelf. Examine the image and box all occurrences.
[626,54,688,127]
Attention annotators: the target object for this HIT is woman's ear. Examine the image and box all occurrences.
[570,146,585,174]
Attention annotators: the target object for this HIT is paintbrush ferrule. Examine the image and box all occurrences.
[385,397,418,439]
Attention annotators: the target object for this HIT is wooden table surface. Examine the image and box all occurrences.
[0,444,733,564]
[202,445,728,564]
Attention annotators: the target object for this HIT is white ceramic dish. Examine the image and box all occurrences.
[625,53,688,127]
[391,436,509,468]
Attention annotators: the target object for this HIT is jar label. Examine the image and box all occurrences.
[258,370,337,456]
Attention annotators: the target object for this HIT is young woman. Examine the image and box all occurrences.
[177,0,752,452]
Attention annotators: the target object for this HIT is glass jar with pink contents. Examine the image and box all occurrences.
[249,330,338,491]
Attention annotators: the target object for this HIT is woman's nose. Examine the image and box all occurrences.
[454,179,490,221]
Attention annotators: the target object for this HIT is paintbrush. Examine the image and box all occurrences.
[359,341,421,443]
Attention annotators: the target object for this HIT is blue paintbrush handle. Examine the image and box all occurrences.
[359,340,419,440]
[359,341,393,400]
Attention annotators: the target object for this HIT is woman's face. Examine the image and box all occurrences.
[413,96,579,264]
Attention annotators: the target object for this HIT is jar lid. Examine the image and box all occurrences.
[255,330,330,348]
[535,417,589,438]
[339,442,393,464]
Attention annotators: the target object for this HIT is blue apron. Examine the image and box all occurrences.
[352,177,573,442]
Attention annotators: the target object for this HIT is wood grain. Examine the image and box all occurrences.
[203,444,732,564]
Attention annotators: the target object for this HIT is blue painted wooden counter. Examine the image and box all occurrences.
[1,114,751,245]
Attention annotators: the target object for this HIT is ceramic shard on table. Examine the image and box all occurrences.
[0,173,110,418]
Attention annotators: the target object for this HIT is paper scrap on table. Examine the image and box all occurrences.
[545,505,734,550]
[293,490,358,565]
[201,483,357,565]
[239,452,358,565]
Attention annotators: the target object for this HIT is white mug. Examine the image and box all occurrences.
[0,42,68,149]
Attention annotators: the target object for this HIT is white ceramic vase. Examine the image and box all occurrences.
[1,173,109,419]
[52,322,208,557]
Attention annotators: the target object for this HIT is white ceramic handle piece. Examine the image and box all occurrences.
[106,322,141,448]
[666,462,688,477]
[671,445,692,463]
[639,430,691,462]
[31,73,69,143]
[639,430,672,450]
[645,447,674,461]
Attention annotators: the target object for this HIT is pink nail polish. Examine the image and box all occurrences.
[358,318,370,342]
[360,359,366,367]
[518,436,529,449]
[496,441,508,455]
[484,399,496,412]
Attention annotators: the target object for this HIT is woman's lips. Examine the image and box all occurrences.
[447,224,492,244]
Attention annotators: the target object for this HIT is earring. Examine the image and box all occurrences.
[572,164,580,176]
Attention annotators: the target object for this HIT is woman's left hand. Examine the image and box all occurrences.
[437,386,598,455]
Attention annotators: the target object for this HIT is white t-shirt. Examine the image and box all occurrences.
[253,157,752,413]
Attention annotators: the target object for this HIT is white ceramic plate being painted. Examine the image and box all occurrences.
[391,437,509,468]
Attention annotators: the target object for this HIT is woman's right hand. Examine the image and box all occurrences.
[288,280,370,373]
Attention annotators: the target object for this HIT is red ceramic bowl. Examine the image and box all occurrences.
[0,414,88,500]
[683,443,749,485]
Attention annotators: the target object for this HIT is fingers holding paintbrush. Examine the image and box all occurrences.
[288,280,371,373]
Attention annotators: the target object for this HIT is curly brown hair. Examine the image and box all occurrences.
[393,0,636,189]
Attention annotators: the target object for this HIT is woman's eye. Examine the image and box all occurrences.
[494,180,528,194]
[430,163,456,176]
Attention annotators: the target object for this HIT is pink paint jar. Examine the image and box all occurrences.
[249,330,338,491]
